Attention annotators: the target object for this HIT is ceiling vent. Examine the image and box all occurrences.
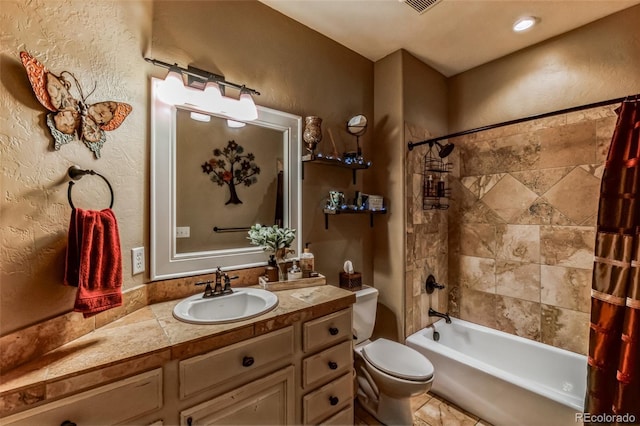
[401,0,443,15]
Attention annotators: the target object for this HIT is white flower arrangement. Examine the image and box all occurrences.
[247,224,296,253]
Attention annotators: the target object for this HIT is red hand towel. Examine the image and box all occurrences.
[64,208,123,318]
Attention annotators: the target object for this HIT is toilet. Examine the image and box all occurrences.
[353,286,434,426]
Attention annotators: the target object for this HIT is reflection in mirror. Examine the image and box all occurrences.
[176,107,283,253]
[151,78,301,280]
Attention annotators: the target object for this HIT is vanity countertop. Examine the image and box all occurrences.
[0,284,355,416]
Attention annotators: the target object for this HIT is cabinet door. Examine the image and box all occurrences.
[180,365,295,426]
[1,369,162,426]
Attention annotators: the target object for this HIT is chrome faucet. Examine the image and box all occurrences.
[428,307,451,324]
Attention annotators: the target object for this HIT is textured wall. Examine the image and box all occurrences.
[0,0,374,338]
[0,0,151,335]
[447,105,616,354]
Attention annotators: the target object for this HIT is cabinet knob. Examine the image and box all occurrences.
[242,356,254,367]
[187,416,193,426]
[329,395,339,406]
[60,422,77,426]
[328,361,338,370]
[328,327,339,336]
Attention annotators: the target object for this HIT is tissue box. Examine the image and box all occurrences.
[339,271,362,291]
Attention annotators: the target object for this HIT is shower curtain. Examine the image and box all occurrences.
[586,99,639,423]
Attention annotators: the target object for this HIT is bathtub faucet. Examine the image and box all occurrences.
[428,308,451,324]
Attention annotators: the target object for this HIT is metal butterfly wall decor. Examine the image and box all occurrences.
[19,51,132,159]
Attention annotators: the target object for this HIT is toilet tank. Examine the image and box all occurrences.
[353,286,379,345]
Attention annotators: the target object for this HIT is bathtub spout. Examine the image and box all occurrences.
[428,308,451,324]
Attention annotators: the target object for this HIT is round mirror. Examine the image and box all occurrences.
[346,114,367,136]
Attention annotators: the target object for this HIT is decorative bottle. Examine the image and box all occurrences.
[300,243,315,278]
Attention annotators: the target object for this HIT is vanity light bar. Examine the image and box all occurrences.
[144,57,260,96]
[145,57,260,121]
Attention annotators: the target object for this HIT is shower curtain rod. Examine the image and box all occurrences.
[407,93,640,151]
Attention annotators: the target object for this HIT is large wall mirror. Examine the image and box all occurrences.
[151,78,302,280]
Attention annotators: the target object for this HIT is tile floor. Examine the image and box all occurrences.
[354,392,493,426]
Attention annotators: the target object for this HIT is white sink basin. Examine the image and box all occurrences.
[173,288,278,324]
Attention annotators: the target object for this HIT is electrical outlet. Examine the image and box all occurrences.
[176,226,190,238]
[131,247,145,275]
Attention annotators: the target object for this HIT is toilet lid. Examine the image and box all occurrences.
[362,338,434,381]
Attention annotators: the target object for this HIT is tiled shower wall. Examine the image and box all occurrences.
[405,123,450,337]
[447,105,619,355]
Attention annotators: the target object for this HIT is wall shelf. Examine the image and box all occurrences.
[302,154,371,184]
[323,208,386,229]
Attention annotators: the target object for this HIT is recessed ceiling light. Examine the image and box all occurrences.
[513,16,539,32]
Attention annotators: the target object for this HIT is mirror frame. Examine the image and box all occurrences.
[150,78,302,280]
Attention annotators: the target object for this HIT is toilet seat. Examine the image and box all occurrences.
[362,338,434,381]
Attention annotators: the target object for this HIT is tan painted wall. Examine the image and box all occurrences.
[0,0,374,336]
[372,50,448,340]
[0,0,152,335]
[448,5,640,132]
[372,50,405,339]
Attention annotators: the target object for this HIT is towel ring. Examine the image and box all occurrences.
[67,165,114,209]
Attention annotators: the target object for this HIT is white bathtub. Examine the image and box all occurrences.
[406,317,587,426]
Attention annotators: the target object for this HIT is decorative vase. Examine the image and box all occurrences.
[303,116,323,156]
[275,247,289,281]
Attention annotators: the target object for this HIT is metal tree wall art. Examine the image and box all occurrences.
[201,140,260,205]
[19,51,132,159]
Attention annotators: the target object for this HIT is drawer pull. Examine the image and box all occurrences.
[329,395,339,406]
[61,422,77,426]
[328,361,338,370]
[242,356,255,367]
[187,416,194,426]
[329,327,339,336]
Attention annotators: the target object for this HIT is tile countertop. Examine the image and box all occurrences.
[0,284,355,417]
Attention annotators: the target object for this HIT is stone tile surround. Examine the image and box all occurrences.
[405,105,618,355]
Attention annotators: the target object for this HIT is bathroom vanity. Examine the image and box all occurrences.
[0,284,355,425]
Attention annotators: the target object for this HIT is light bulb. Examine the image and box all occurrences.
[235,90,258,121]
[201,80,223,112]
[157,67,185,105]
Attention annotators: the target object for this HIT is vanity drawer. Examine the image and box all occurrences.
[302,340,352,389]
[1,369,162,426]
[303,308,352,353]
[302,372,353,425]
[179,326,294,399]
[320,404,354,425]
